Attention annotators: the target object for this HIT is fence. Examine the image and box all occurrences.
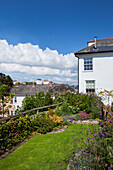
[0,102,63,123]
[102,102,113,120]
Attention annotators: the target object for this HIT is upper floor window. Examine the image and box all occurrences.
[84,58,93,71]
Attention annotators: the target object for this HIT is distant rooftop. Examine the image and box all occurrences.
[11,84,75,96]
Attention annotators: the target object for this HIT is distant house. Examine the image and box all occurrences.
[75,37,113,97]
[43,80,49,84]
[36,79,42,84]
[10,84,75,115]
[13,80,17,85]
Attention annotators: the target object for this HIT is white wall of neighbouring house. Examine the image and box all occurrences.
[13,96,25,113]
[78,52,113,104]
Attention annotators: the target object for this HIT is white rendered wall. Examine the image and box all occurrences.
[43,81,49,84]
[36,80,42,84]
[13,96,25,113]
[79,52,113,104]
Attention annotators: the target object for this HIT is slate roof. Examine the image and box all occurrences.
[75,38,113,56]
[10,84,75,96]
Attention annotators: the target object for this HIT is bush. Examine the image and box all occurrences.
[33,115,56,134]
[0,115,34,156]
[60,119,113,170]
[78,111,91,120]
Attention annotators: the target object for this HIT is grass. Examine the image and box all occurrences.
[0,124,96,170]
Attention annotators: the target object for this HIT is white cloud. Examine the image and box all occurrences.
[53,77,76,84]
[0,63,76,77]
[0,40,77,69]
[0,40,78,85]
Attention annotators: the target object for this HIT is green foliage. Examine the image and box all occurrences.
[0,73,13,95]
[60,121,113,170]
[33,115,56,134]
[18,91,53,114]
[55,102,73,117]
[55,92,102,119]
[0,84,15,117]
[0,115,34,155]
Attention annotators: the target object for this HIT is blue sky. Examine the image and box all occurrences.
[0,0,113,85]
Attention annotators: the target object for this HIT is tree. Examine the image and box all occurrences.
[0,84,15,117]
[0,73,13,95]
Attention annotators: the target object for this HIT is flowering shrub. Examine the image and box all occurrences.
[59,120,113,170]
[33,115,56,134]
[48,114,63,124]
[78,112,91,120]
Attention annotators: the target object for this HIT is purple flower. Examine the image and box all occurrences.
[102,134,105,137]
[77,162,79,165]
[87,138,90,140]
[100,122,103,126]
[91,137,93,139]
[88,132,91,135]
[99,105,102,108]
[86,142,89,144]
[72,136,74,138]
[84,126,86,128]
[94,133,99,136]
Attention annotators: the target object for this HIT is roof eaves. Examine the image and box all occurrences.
[75,50,113,56]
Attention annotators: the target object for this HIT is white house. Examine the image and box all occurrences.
[36,79,42,84]
[43,80,49,84]
[75,37,113,104]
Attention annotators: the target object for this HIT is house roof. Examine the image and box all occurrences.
[75,38,113,56]
[10,84,75,96]
[87,38,113,43]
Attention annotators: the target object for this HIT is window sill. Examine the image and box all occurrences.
[83,70,93,72]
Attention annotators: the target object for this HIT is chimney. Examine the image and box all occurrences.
[49,81,53,86]
[94,36,97,49]
[33,82,35,87]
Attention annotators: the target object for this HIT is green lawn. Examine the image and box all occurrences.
[0,124,94,170]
